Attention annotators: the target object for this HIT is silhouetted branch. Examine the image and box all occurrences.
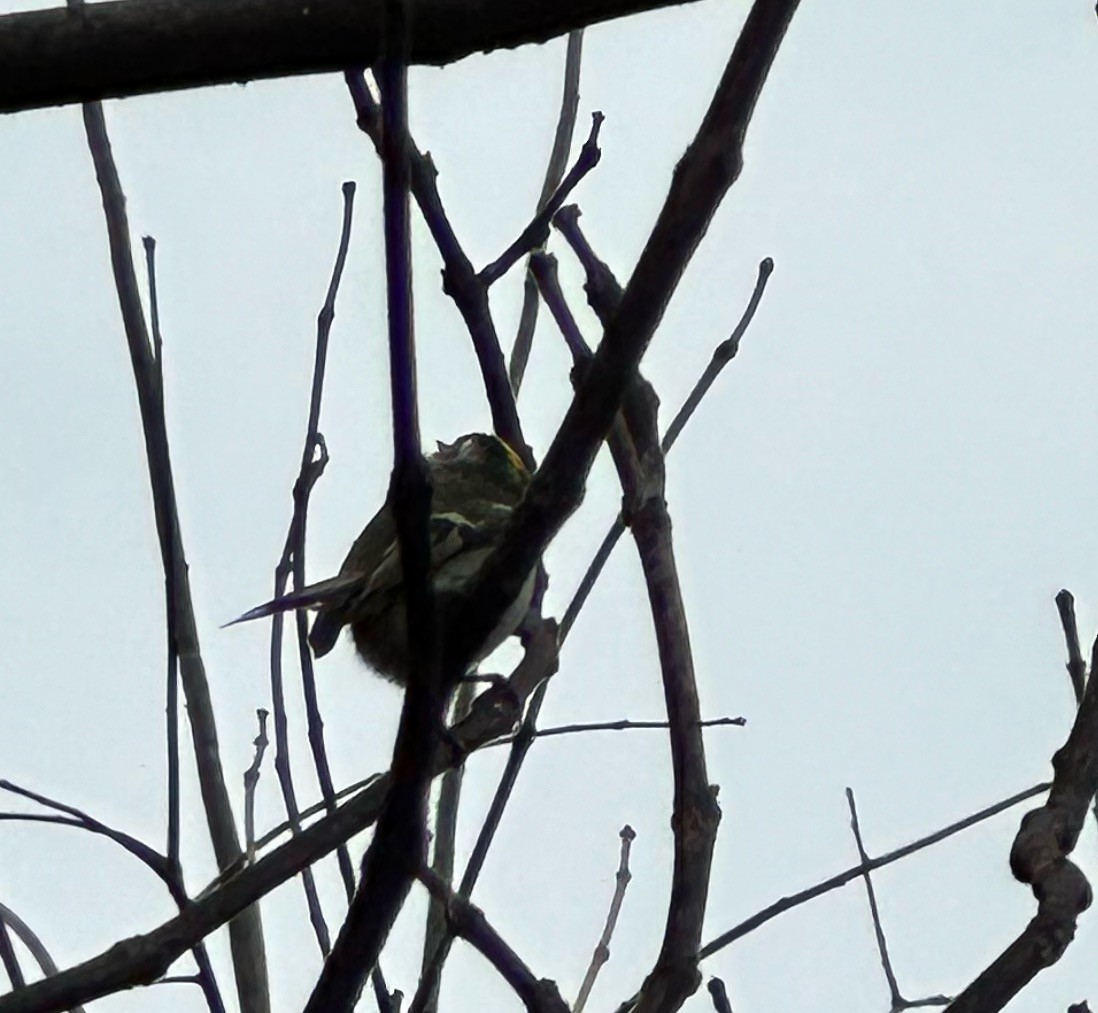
[243,710,270,861]
[700,781,1052,960]
[946,607,1098,1013]
[480,112,604,288]
[0,0,709,114]
[346,71,528,462]
[0,905,82,1013]
[509,29,586,394]
[79,88,261,1013]
[418,869,570,1013]
[847,790,949,1011]
[308,22,437,1009]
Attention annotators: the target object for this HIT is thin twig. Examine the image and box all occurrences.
[420,681,477,1013]
[142,235,180,873]
[0,913,24,992]
[542,218,773,645]
[479,111,603,288]
[528,716,745,741]
[847,788,904,1009]
[0,905,83,1013]
[529,251,594,360]
[264,183,359,957]
[79,86,264,1013]
[574,826,636,1012]
[509,29,585,394]
[706,978,733,1013]
[1054,591,1086,705]
[661,257,773,453]
[294,181,360,907]
[699,781,1052,959]
[418,869,571,1013]
[345,70,528,463]
[0,780,226,1013]
[244,710,270,861]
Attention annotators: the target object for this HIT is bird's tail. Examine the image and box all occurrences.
[223,573,363,628]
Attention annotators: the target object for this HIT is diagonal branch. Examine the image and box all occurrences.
[346,71,528,463]
[0,0,709,115]
[0,637,555,1013]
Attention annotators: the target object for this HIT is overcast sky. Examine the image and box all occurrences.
[2,2,1097,1011]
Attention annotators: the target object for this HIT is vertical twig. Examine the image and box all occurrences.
[419,680,477,1013]
[509,29,585,395]
[573,826,636,1012]
[243,710,270,862]
[141,236,180,874]
[294,183,360,906]
[263,184,362,958]
[308,4,441,1009]
[846,789,903,1009]
[80,96,266,1013]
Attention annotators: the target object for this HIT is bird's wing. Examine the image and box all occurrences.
[223,573,365,628]
[358,511,475,600]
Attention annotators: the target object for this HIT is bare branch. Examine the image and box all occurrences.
[0,905,84,1013]
[307,21,439,1009]
[420,682,477,1013]
[261,181,359,959]
[945,610,1098,1013]
[0,635,555,1013]
[418,869,570,1013]
[700,782,1053,961]
[346,71,529,464]
[510,29,586,394]
[479,111,604,288]
[243,710,270,862]
[527,716,745,741]
[846,789,907,1011]
[1055,590,1087,705]
[0,911,24,992]
[80,93,267,1013]
[574,826,636,1012]
[706,978,732,1013]
[0,0,709,115]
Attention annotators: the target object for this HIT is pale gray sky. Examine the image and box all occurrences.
[1,2,1097,1011]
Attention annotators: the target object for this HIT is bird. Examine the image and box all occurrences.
[228,433,534,685]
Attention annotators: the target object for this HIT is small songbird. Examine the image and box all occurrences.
[230,433,534,684]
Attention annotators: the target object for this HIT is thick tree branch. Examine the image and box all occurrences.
[0,0,706,114]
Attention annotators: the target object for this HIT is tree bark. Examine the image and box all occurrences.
[0,0,705,114]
